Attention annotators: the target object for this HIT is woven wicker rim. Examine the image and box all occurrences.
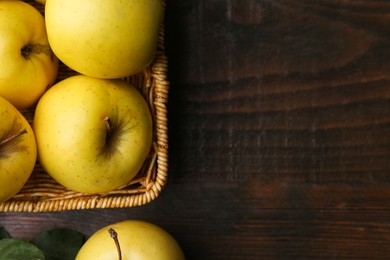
[0,0,168,212]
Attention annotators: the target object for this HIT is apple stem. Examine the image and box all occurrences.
[0,129,27,146]
[21,43,52,60]
[109,228,122,260]
[104,116,113,144]
[104,116,112,133]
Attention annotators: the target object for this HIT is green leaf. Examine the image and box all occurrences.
[0,238,45,260]
[31,228,85,260]
[0,225,11,239]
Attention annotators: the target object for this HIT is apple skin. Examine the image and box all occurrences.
[76,220,185,260]
[0,1,58,109]
[0,96,37,203]
[44,0,163,79]
[33,75,153,193]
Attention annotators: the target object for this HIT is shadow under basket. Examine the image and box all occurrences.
[0,1,169,212]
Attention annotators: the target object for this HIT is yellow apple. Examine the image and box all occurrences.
[0,1,58,109]
[76,220,185,260]
[44,0,163,79]
[35,0,46,4]
[33,75,153,193]
[0,96,37,202]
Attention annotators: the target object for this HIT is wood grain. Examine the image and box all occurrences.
[2,0,390,259]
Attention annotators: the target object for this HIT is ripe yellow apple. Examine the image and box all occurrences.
[0,1,58,109]
[44,0,163,79]
[33,75,153,193]
[0,96,37,202]
[76,220,185,260]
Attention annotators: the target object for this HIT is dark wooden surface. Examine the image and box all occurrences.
[2,0,390,259]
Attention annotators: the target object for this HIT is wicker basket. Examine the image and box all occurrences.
[0,0,169,212]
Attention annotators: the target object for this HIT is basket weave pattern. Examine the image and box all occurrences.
[0,1,168,212]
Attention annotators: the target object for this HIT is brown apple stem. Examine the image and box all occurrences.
[104,116,112,133]
[0,129,27,146]
[21,43,52,60]
[104,116,113,145]
[109,228,122,260]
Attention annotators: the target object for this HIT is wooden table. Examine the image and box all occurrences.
[2,0,390,259]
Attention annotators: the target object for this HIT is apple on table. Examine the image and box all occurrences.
[76,220,186,260]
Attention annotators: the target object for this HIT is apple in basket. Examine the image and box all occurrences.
[76,220,185,260]
[0,96,37,203]
[33,75,153,193]
[0,0,58,109]
[44,0,163,79]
